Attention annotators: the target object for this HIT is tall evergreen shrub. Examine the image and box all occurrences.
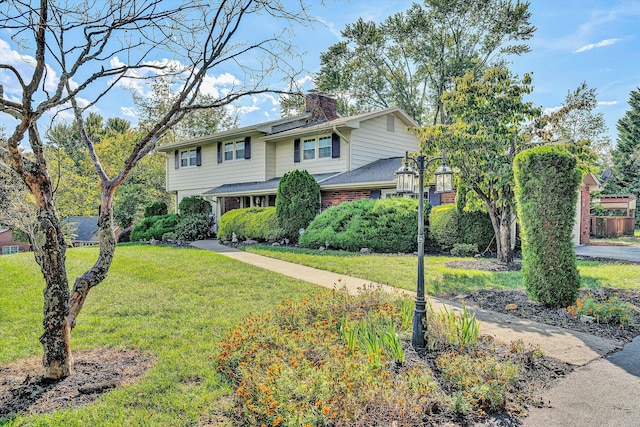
[276,170,321,242]
[514,146,582,307]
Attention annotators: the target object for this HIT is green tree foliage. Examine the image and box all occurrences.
[144,202,168,218]
[315,0,535,124]
[300,198,425,253]
[537,82,611,172]
[514,146,581,307]
[416,67,540,264]
[276,170,321,242]
[607,88,640,227]
[217,207,284,242]
[135,74,238,143]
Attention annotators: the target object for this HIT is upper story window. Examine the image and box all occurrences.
[303,135,332,160]
[224,141,245,161]
[181,149,198,167]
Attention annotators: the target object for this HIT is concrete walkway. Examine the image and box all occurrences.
[575,244,640,263]
[192,240,640,425]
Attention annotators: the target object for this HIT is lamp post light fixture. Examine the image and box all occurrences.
[395,151,454,351]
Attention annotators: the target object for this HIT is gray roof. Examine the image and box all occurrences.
[204,173,339,196]
[63,216,99,242]
[318,157,402,187]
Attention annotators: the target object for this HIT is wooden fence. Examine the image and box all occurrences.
[590,216,635,238]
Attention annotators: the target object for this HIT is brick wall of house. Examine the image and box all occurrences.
[580,185,591,244]
[321,190,372,210]
[0,230,31,254]
[440,192,456,205]
[223,197,241,214]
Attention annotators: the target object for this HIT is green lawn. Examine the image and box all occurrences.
[244,245,640,293]
[2,243,639,425]
[0,245,319,426]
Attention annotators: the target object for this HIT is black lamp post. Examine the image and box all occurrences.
[395,151,453,350]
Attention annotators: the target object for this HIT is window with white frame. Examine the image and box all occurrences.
[2,245,19,255]
[235,140,245,159]
[224,141,245,161]
[180,149,197,167]
[303,135,332,160]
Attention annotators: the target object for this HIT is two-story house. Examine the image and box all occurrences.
[159,93,454,221]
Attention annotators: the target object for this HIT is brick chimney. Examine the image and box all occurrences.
[305,92,338,122]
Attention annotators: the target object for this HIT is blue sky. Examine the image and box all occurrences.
[1,0,639,145]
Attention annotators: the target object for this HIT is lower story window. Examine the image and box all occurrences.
[2,245,19,255]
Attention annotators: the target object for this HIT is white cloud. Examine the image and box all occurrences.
[235,105,260,116]
[598,101,618,106]
[574,38,620,53]
[121,106,138,118]
[543,106,563,115]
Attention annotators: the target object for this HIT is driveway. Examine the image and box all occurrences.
[574,245,640,263]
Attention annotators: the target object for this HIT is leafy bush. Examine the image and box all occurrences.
[459,210,495,252]
[568,292,635,327]
[144,201,168,217]
[514,146,581,308]
[175,214,213,241]
[131,214,178,241]
[450,243,478,257]
[300,198,426,253]
[276,169,321,243]
[179,196,211,215]
[429,204,494,253]
[218,207,284,242]
[429,204,461,252]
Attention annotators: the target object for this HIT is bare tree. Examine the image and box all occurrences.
[0,0,312,379]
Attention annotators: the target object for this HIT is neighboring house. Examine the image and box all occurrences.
[63,216,122,247]
[0,228,31,255]
[574,173,603,246]
[159,93,453,221]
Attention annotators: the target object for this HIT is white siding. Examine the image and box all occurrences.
[165,136,266,193]
[275,134,349,177]
[265,141,277,180]
[350,114,420,169]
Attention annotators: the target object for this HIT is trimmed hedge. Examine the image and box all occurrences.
[429,204,461,252]
[514,145,581,308]
[276,170,321,243]
[131,214,178,241]
[218,207,284,242]
[144,201,168,217]
[300,198,426,253]
[179,196,212,215]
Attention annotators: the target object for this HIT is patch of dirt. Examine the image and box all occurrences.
[442,260,640,343]
[446,259,522,272]
[0,348,153,421]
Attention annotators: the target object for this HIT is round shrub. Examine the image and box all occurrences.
[176,214,214,241]
[218,207,284,242]
[514,146,581,308]
[276,170,321,243]
[179,196,212,215]
[300,198,426,253]
[429,204,461,252]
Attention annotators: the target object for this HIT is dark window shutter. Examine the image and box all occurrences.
[217,142,222,163]
[371,189,381,199]
[174,150,179,169]
[331,132,340,158]
[196,146,202,166]
[294,138,300,163]
[244,136,251,159]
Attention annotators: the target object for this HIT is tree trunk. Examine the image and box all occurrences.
[35,208,73,379]
[487,203,514,265]
[67,189,117,329]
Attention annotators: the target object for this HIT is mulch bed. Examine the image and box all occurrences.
[0,349,153,421]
